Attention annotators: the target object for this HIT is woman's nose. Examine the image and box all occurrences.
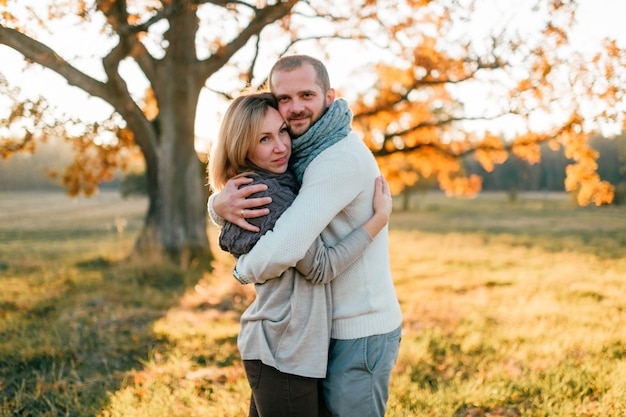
[275,139,287,152]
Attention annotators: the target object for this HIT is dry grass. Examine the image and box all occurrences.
[1,190,625,416]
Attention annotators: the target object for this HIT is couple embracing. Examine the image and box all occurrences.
[208,54,402,417]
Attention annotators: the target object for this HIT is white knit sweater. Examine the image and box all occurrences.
[236,133,403,340]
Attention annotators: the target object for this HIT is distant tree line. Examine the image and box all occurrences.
[0,138,120,191]
[3,133,625,205]
[462,134,626,204]
[0,138,69,191]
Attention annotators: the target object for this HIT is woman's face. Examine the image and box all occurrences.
[246,107,291,173]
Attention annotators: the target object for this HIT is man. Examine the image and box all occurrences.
[209,55,402,416]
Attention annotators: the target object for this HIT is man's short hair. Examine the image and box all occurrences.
[269,55,330,93]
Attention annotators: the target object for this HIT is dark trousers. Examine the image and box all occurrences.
[243,360,328,417]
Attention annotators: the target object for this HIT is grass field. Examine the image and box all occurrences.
[1,190,625,416]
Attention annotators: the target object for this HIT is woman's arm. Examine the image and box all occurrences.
[361,176,393,239]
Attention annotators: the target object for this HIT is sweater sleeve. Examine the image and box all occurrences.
[295,227,372,285]
[235,136,377,284]
[207,193,225,227]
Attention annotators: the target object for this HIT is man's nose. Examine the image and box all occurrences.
[291,99,305,113]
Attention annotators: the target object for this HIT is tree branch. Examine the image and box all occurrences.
[100,0,160,87]
[196,0,298,80]
[372,120,567,158]
[102,40,134,105]
[192,0,257,11]
[118,2,183,35]
[0,23,154,157]
[0,25,112,101]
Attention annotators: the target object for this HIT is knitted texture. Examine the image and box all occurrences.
[219,169,299,258]
[290,98,352,183]
[236,134,403,340]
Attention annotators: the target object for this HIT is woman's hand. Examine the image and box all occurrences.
[362,175,393,238]
[372,175,392,221]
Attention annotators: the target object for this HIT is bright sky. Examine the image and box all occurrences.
[1,0,625,150]
[570,0,626,51]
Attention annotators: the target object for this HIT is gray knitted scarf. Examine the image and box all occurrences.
[290,98,352,183]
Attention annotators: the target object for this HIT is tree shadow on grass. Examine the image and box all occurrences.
[0,256,204,416]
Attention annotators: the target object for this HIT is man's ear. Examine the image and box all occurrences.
[326,88,336,106]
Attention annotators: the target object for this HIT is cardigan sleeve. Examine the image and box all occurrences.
[295,227,372,285]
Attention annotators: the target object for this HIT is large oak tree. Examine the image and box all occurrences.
[1,0,624,266]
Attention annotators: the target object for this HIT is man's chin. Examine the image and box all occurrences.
[289,122,310,138]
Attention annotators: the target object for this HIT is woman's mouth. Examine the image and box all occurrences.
[274,156,288,166]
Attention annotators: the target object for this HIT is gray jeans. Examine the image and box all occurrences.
[322,325,402,417]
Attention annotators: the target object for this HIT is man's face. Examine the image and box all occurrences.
[271,63,335,138]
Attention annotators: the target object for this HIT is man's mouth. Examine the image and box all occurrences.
[289,113,310,122]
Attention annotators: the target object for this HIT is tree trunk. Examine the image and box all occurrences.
[401,188,410,211]
[131,6,213,269]
[133,144,212,269]
[129,102,212,268]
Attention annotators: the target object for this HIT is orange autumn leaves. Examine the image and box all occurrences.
[349,3,620,206]
[59,125,142,197]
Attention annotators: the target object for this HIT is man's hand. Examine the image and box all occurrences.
[214,177,271,232]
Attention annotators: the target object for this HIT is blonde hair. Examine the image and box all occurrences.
[208,92,278,192]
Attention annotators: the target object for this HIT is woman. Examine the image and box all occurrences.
[208,92,391,417]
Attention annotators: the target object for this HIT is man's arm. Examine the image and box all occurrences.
[235,137,377,283]
[235,226,372,286]
[236,176,390,285]
[209,177,272,232]
[295,175,391,284]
